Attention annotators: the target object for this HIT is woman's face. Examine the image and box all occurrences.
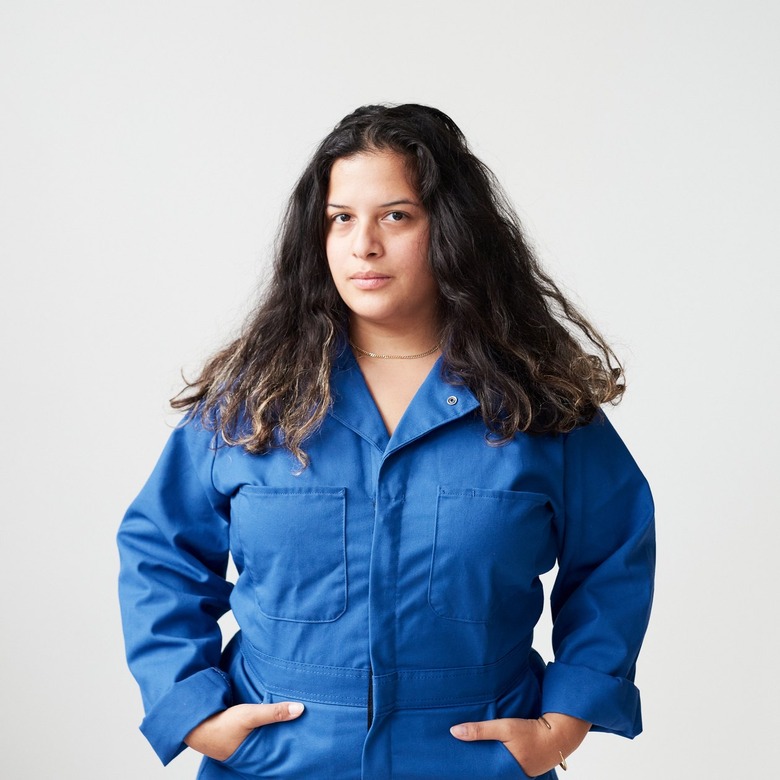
[325,149,437,335]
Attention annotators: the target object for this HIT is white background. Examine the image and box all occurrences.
[1,1,778,777]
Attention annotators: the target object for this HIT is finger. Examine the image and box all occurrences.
[232,702,305,730]
[450,719,512,743]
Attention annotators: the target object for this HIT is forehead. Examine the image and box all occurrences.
[327,150,417,202]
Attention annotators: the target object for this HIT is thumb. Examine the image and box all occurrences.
[235,702,305,729]
[450,719,510,743]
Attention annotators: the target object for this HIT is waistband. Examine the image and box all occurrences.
[240,638,533,713]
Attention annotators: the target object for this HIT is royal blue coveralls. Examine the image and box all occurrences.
[118,349,655,779]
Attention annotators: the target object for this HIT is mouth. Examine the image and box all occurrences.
[350,272,391,280]
[349,272,391,290]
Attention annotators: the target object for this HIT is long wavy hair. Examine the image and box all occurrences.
[172,103,624,465]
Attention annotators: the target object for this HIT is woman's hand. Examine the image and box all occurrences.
[184,702,305,761]
[450,712,590,777]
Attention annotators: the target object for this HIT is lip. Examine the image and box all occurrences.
[350,275,391,290]
[350,272,391,280]
[348,271,391,290]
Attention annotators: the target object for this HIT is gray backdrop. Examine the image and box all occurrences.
[1,1,777,777]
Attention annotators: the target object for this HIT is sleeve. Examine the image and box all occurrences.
[541,411,655,738]
[117,420,235,765]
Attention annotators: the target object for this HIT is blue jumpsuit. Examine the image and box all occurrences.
[118,349,655,779]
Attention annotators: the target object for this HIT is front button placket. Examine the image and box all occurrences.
[328,349,481,779]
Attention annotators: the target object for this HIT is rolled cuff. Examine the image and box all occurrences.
[541,661,642,738]
[140,667,233,765]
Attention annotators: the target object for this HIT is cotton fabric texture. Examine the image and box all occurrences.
[118,348,655,779]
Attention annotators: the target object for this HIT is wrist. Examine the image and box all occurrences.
[538,712,591,769]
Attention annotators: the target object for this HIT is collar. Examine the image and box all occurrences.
[328,345,480,456]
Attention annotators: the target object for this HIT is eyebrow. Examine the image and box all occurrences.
[326,199,421,209]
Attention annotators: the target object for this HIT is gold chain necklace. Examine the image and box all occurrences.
[349,341,440,360]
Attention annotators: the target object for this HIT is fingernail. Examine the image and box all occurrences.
[288,702,305,716]
[450,724,468,738]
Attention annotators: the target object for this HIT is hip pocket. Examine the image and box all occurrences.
[217,695,364,779]
[380,702,534,779]
[232,485,347,622]
[429,487,555,623]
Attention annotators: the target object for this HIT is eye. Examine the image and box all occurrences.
[331,213,351,224]
[386,211,406,222]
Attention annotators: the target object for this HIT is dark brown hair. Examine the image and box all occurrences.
[172,104,624,465]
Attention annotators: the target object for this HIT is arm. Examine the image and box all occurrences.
[543,412,655,736]
[452,413,655,773]
[117,420,234,764]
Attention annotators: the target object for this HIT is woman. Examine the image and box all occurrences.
[118,104,655,779]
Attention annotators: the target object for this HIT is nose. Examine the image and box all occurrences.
[352,221,383,260]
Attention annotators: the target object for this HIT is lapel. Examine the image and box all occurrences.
[329,346,481,457]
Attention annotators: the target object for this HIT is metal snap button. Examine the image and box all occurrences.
[446,395,458,406]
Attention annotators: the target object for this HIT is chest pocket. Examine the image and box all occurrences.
[232,485,347,623]
[429,487,556,623]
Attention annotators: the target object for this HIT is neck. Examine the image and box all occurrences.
[349,318,440,358]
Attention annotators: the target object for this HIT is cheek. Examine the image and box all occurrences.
[324,237,341,275]
[415,230,431,268]
[413,238,433,280]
